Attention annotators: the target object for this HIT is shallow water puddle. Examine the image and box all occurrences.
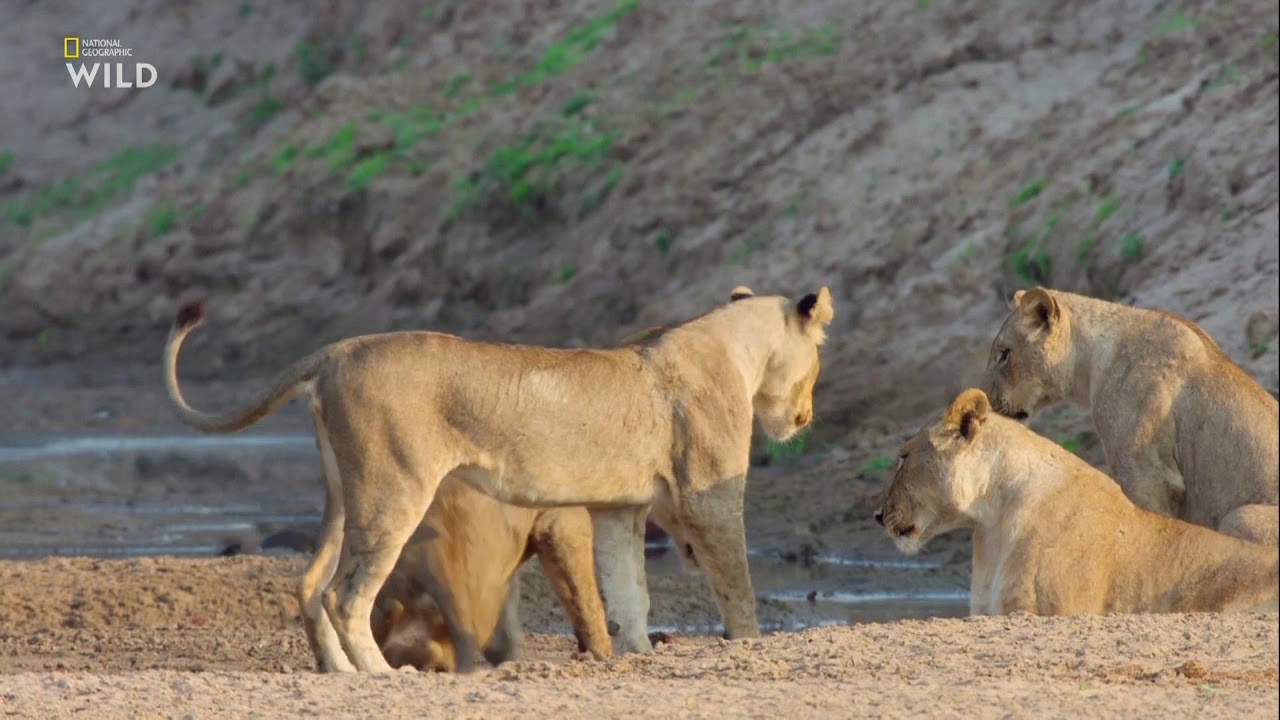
[0,432,970,626]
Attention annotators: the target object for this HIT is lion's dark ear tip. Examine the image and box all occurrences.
[797,293,819,317]
[175,300,206,329]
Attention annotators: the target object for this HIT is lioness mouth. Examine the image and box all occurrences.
[1013,411,1029,421]
[895,524,916,538]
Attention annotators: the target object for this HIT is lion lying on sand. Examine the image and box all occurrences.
[369,477,609,672]
[164,285,833,672]
[983,288,1279,545]
[875,388,1279,615]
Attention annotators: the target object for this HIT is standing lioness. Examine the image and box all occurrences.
[983,288,1279,545]
[164,286,833,672]
[875,389,1279,615]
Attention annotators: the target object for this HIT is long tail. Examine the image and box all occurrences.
[163,300,326,434]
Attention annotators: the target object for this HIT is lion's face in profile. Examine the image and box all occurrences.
[750,288,832,442]
[984,288,1073,422]
[874,389,992,554]
[754,339,821,442]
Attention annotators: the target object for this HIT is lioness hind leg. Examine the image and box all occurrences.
[1218,504,1280,546]
[481,583,522,666]
[323,470,440,673]
[592,507,653,654]
[680,477,759,640]
[297,416,355,673]
[533,509,611,661]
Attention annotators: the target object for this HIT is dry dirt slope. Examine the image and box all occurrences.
[0,0,1275,445]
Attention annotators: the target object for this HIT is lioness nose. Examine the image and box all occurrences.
[873,509,885,526]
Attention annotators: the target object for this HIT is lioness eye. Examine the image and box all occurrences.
[997,348,1010,365]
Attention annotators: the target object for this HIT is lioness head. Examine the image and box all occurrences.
[874,388,992,554]
[983,287,1072,421]
[750,286,834,441]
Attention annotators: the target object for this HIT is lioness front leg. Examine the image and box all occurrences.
[681,476,759,639]
[1218,504,1280,546]
[592,506,652,654]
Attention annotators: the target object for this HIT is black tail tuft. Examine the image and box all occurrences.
[175,300,207,330]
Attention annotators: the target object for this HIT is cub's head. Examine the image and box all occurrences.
[874,388,992,554]
[983,287,1073,422]
[371,597,453,671]
[747,286,834,441]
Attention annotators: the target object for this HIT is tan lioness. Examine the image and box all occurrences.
[164,286,833,672]
[369,322,702,674]
[875,388,1279,615]
[983,287,1279,545]
[370,478,609,671]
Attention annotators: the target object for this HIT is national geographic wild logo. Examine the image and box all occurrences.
[63,36,157,88]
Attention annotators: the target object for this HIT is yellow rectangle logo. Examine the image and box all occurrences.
[64,36,79,59]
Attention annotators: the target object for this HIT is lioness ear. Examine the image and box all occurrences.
[730,286,755,302]
[796,287,834,343]
[797,286,834,324]
[1007,289,1026,310]
[944,388,991,442]
[1017,287,1059,331]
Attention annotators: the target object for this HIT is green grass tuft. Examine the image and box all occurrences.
[270,144,299,175]
[443,74,470,98]
[857,455,896,475]
[1120,233,1144,261]
[246,95,283,132]
[1154,11,1196,37]
[1095,196,1120,222]
[1075,236,1096,266]
[3,144,178,230]
[765,429,810,464]
[654,230,673,254]
[488,1,637,97]
[143,200,179,238]
[1008,179,1046,208]
[347,152,389,191]
[562,90,595,117]
[296,40,335,88]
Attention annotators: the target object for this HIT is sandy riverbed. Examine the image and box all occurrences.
[0,557,1274,719]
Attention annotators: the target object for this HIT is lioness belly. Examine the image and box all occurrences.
[450,465,658,508]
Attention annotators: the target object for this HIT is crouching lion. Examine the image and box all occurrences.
[875,388,1279,615]
[370,477,610,672]
[983,287,1279,545]
[163,285,834,672]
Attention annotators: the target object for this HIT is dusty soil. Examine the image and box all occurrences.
[0,557,1275,719]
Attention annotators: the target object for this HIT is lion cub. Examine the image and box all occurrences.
[368,478,610,672]
[983,287,1278,545]
[875,388,1279,616]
